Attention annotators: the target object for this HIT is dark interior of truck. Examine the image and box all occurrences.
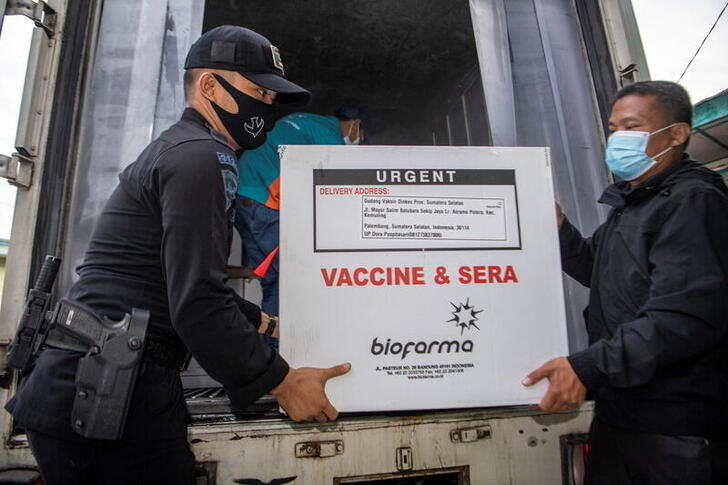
[203,0,489,146]
[180,0,489,422]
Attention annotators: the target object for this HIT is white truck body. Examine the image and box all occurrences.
[0,1,649,483]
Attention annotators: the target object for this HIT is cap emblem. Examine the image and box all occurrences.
[270,45,285,75]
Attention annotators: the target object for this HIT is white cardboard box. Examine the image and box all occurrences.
[279,145,568,412]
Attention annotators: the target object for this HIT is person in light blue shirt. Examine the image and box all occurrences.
[235,107,371,329]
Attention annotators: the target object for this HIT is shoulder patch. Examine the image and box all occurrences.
[216,151,238,169]
[216,151,238,217]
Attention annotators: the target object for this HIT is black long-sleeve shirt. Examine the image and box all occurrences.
[561,159,728,437]
[8,108,288,440]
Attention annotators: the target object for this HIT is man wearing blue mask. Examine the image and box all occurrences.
[235,106,372,330]
[523,81,728,484]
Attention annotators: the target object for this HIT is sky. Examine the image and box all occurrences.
[0,2,726,241]
[632,0,728,103]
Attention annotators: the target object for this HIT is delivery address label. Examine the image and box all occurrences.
[313,168,522,251]
[361,195,506,241]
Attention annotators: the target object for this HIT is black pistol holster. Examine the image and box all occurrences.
[49,299,149,441]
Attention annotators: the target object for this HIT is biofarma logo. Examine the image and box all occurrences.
[370,298,481,360]
[447,297,482,335]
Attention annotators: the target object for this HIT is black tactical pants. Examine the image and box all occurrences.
[27,430,195,485]
[586,418,726,485]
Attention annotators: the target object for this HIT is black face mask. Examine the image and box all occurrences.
[209,74,275,150]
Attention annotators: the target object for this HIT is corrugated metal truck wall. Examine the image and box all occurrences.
[59,0,204,294]
[470,0,613,352]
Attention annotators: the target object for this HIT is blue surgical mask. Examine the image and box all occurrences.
[604,123,677,181]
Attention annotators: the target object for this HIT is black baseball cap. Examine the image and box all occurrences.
[184,25,310,105]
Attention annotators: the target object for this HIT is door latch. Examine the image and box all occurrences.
[0,153,33,189]
[396,447,413,471]
[295,440,343,458]
[450,425,491,443]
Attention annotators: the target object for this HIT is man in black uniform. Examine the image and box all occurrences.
[6,26,350,485]
[524,81,728,483]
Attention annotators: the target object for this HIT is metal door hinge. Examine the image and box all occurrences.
[15,25,55,158]
[618,63,638,87]
[0,339,13,389]
[4,0,57,36]
[295,440,343,458]
[396,446,413,471]
[0,153,34,189]
[450,425,491,443]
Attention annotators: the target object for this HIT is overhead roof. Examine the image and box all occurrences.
[689,89,728,182]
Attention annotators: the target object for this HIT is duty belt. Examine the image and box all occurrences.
[45,303,189,371]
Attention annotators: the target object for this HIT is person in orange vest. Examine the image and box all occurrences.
[235,107,371,343]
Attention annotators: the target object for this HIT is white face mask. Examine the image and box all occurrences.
[344,122,361,145]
